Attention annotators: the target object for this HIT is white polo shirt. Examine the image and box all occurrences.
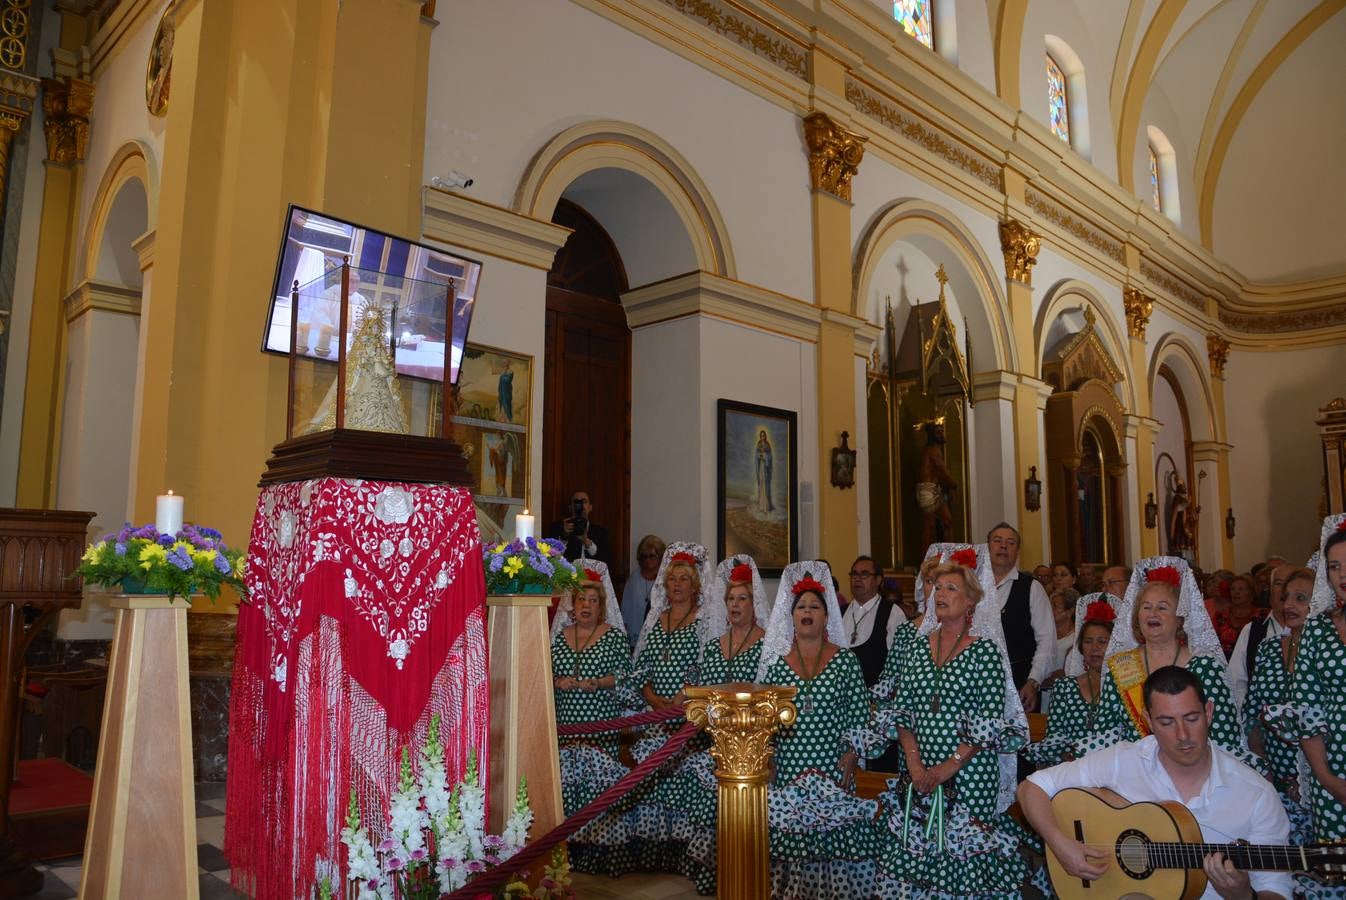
[1028,735,1293,899]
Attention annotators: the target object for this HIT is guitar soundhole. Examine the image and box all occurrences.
[1116,829,1153,880]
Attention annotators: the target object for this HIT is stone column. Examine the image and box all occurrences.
[1204,333,1234,568]
[1123,288,1159,556]
[684,684,797,900]
[1317,398,1346,516]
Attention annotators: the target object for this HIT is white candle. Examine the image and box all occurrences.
[515,509,535,541]
[156,490,185,536]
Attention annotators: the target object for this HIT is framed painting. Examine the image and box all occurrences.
[716,399,798,577]
[451,343,532,544]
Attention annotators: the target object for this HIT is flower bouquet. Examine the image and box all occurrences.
[74,522,247,604]
[482,537,581,596]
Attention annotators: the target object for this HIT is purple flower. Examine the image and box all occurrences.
[166,545,193,571]
[157,533,175,547]
[378,838,397,852]
[213,553,231,574]
[543,538,565,555]
[409,848,428,861]
[134,525,157,540]
[483,835,505,850]
[114,542,128,557]
[489,554,505,572]
[199,527,223,540]
[534,556,555,577]
[386,855,405,872]
[466,859,486,873]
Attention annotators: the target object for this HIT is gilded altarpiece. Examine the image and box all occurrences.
[867,267,971,570]
[1042,310,1128,567]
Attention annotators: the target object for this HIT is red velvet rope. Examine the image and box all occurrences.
[441,720,702,899]
[554,703,686,735]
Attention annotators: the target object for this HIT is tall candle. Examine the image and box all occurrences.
[515,509,535,541]
[156,490,184,536]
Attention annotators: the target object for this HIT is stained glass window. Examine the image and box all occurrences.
[1047,52,1070,144]
[894,0,934,49]
[1149,145,1162,210]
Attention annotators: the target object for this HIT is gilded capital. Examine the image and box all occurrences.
[42,76,94,165]
[998,218,1041,285]
[1123,287,1154,340]
[802,111,866,202]
[685,684,797,780]
[1206,333,1230,379]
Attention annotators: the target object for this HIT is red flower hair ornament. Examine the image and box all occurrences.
[950,548,978,569]
[792,575,827,597]
[729,563,754,584]
[583,568,602,583]
[670,551,697,565]
[1083,600,1117,624]
[1337,518,1346,533]
[1146,566,1182,587]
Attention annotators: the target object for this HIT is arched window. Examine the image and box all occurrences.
[1148,144,1162,211]
[894,0,933,49]
[1043,37,1092,160]
[1146,125,1181,225]
[1046,52,1070,143]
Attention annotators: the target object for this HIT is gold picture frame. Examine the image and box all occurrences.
[145,2,176,117]
[451,342,532,544]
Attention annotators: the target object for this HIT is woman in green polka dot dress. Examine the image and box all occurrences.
[681,555,771,893]
[1246,566,1315,843]
[1086,557,1250,765]
[623,541,724,875]
[549,561,634,874]
[1269,516,1346,897]
[1027,593,1119,767]
[874,546,1030,899]
[758,561,880,899]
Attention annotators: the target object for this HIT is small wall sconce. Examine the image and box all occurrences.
[1024,466,1042,512]
[1144,492,1158,530]
[1225,507,1236,540]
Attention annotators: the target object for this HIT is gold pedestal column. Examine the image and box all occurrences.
[684,684,797,900]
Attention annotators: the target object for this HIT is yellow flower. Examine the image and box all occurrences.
[503,555,524,578]
[232,554,245,578]
[494,543,507,553]
[139,543,167,571]
[81,543,100,564]
[537,543,551,557]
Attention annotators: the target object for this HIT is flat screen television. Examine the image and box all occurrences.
[261,205,481,385]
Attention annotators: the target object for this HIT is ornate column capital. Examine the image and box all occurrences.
[1123,286,1154,340]
[41,76,94,165]
[0,69,40,200]
[802,111,866,202]
[1206,333,1230,379]
[685,684,797,780]
[998,218,1041,286]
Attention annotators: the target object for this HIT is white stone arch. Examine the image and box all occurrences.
[1034,278,1136,412]
[852,198,1015,372]
[513,119,735,279]
[1148,333,1217,443]
[80,141,157,286]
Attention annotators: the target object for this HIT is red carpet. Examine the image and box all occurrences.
[10,758,92,815]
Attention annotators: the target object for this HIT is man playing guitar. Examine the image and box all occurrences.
[1018,665,1292,900]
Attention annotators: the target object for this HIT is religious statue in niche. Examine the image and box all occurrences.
[916,417,958,548]
[145,3,175,117]
[1166,473,1199,563]
[831,431,857,489]
[307,286,410,436]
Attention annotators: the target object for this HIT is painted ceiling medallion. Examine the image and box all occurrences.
[145,3,176,118]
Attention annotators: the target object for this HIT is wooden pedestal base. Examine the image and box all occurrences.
[80,596,198,900]
[485,594,563,839]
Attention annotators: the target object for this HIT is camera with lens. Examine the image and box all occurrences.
[571,497,589,535]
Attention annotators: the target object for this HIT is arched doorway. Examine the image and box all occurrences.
[542,199,631,585]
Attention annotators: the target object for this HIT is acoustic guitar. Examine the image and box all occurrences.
[1046,787,1346,899]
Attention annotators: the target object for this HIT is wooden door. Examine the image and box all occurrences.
[542,200,631,587]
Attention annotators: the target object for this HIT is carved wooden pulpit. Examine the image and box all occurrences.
[0,508,95,896]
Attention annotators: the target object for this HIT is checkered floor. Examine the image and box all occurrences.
[30,780,245,900]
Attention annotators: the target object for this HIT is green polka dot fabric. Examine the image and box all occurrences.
[846,620,922,766]
[1286,615,1346,846]
[1244,633,1315,845]
[552,626,631,761]
[1027,675,1106,767]
[875,637,1028,898]
[700,634,763,684]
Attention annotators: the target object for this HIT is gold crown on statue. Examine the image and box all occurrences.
[914,416,946,430]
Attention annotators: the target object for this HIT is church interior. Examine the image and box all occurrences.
[0,0,1344,898]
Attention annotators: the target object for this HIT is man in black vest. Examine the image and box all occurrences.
[843,554,906,770]
[987,523,1055,712]
[1229,561,1292,708]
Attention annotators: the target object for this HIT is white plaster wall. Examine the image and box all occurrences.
[54,309,140,638]
[1225,343,1346,568]
[426,0,814,299]
[951,0,997,93]
[1018,0,1119,178]
[698,318,819,560]
[971,394,1016,539]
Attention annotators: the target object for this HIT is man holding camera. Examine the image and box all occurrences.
[549,490,609,564]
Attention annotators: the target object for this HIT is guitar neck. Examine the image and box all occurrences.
[1147,842,1310,872]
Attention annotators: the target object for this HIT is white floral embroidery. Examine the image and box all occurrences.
[398,536,413,557]
[435,567,450,589]
[272,654,288,692]
[374,487,415,525]
[344,568,358,598]
[278,510,297,548]
[379,539,395,559]
[299,481,313,507]
[388,634,410,670]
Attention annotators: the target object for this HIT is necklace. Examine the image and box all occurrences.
[1081,670,1101,729]
[930,624,966,713]
[661,603,696,663]
[1142,642,1181,674]
[794,638,826,713]
[727,625,756,661]
[848,599,878,644]
[572,623,598,679]
[1285,630,1302,675]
